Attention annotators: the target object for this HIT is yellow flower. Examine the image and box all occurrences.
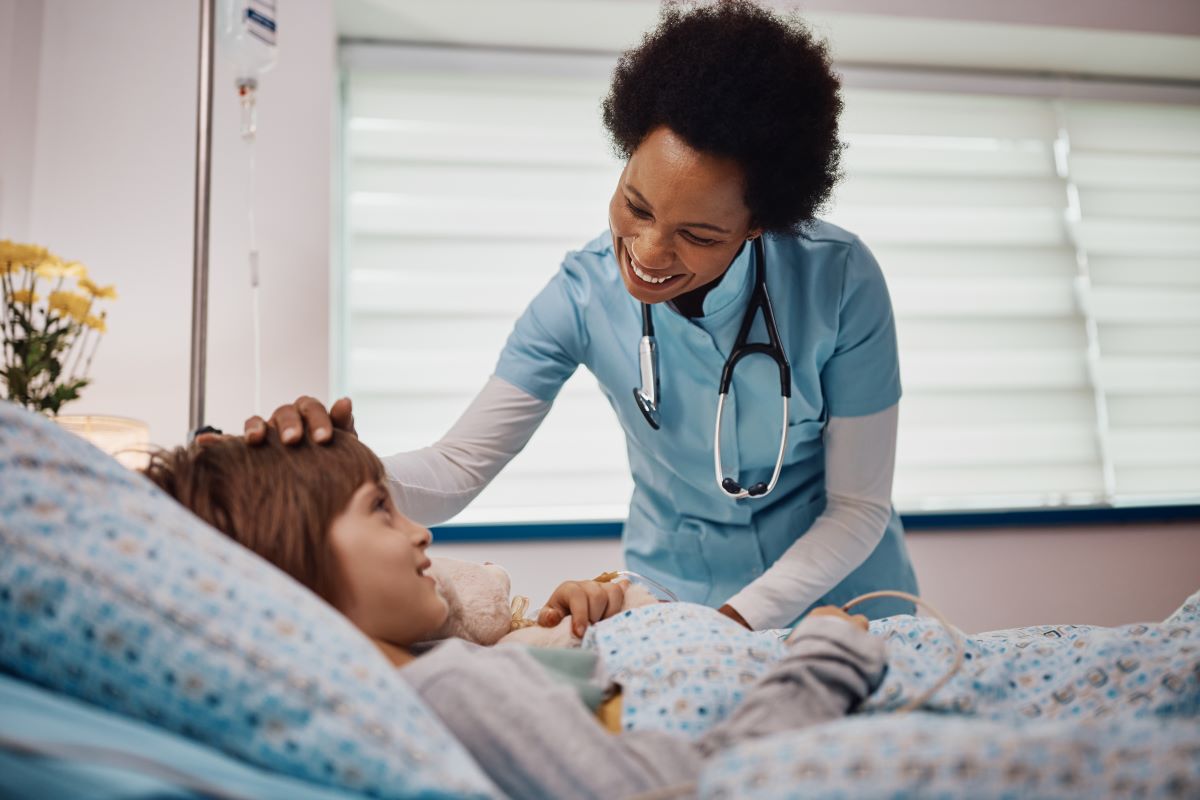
[84,313,108,333]
[0,240,48,266]
[78,276,118,300]
[63,260,88,279]
[35,254,69,279]
[8,289,40,305]
[48,290,92,322]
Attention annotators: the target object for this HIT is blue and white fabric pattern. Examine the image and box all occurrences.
[862,591,1200,721]
[584,602,787,739]
[585,588,1200,798]
[0,403,498,799]
[698,714,1200,799]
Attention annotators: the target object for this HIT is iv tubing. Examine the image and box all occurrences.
[246,130,262,413]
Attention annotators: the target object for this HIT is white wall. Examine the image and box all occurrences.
[1,0,335,447]
[0,0,42,240]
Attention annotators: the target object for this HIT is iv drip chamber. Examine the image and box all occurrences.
[219,0,278,138]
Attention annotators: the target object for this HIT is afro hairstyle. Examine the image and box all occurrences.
[602,0,844,234]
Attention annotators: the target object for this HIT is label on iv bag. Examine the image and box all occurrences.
[245,0,277,46]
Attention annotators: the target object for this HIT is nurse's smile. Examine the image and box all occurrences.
[608,126,761,308]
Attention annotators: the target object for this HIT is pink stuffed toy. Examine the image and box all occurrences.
[425,557,658,647]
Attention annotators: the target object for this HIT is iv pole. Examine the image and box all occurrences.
[189,0,215,437]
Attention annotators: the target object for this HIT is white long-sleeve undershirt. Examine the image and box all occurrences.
[382,376,898,630]
[723,404,897,630]
[381,376,552,526]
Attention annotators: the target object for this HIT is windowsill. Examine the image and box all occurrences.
[431,503,1200,542]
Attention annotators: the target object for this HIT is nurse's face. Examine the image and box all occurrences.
[608,126,761,305]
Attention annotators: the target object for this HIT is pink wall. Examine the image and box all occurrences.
[906,522,1200,631]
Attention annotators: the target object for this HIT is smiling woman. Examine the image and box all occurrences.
[608,128,758,309]
[255,0,919,631]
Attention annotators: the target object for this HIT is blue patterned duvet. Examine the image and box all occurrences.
[586,590,1200,798]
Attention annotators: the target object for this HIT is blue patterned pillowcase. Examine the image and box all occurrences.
[0,403,498,799]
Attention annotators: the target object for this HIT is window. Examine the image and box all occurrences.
[336,45,1200,523]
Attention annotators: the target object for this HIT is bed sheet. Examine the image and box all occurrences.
[697,712,1200,799]
[588,590,1199,797]
[589,590,1199,737]
[696,590,1200,798]
[860,587,1200,721]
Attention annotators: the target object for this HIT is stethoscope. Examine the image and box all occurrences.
[632,237,791,500]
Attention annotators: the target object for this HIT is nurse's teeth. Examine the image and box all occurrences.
[631,259,673,285]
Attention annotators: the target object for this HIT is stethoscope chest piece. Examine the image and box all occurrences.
[632,302,661,429]
[633,386,660,430]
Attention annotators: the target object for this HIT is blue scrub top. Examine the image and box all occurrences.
[495,221,918,623]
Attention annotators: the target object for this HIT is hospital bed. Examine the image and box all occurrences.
[2,401,1197,799]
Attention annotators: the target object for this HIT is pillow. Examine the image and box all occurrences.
[0,403,498,799]
[0,670,363,800]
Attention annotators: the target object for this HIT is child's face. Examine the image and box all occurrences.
[328,480,449,646]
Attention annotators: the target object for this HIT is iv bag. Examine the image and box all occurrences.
[220,0,278,80]
[219,0,278,137]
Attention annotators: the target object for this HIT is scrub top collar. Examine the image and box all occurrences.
[664,237,755,327]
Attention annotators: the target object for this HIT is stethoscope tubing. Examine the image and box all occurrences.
[632,237,791,500]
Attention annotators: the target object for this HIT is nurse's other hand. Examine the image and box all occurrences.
[808,605,869,632]
[539,580,627,638]
[718,604,752,630]
[243,395,357,446]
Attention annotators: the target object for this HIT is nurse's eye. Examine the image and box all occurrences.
[683,231,717,246]
[625,199,652,220]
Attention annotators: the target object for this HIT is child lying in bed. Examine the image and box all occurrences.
[143,430,885,800]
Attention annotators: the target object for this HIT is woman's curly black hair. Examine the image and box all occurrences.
[602,0,843,234]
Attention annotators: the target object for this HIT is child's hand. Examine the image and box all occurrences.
[807,605,869,631]
[538,580,627,638]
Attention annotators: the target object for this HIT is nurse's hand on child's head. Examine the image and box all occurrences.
[538,580,627,638]
[808,605,869,632]
[244,395,357,446]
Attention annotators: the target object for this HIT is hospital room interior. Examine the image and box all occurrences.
[1,0,1199,798]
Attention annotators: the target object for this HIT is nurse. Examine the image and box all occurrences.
[250,1,919,630]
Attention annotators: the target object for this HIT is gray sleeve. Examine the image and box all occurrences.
[696,615,888,758]
[400,641,701,800]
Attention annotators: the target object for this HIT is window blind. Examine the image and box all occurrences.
[338,48,1200,522]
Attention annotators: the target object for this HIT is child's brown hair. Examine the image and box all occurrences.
[143,429,386,603]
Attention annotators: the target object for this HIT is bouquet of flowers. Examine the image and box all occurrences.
[1,240,117,415]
